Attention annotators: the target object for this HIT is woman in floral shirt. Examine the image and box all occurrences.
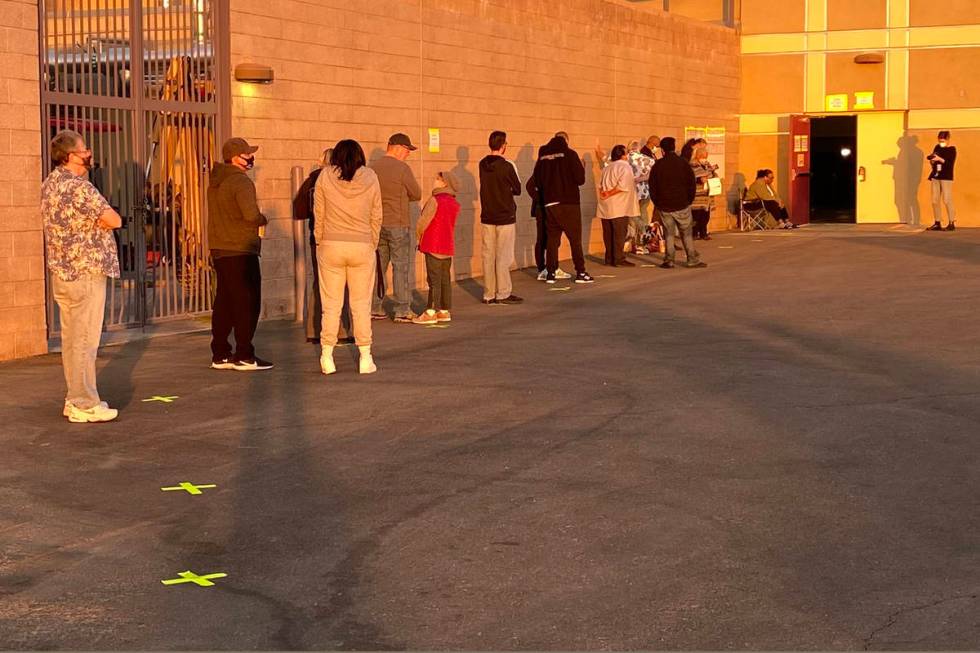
[40,130,122,423]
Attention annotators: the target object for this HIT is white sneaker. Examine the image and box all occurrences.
[68,403,118,423]
[320,346,336,375]
[63,400,107,417]
[536,269,548,281]
[358,345,377,375]
[555,268,572,280]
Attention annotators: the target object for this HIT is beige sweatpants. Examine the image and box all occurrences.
[317,240,376,347]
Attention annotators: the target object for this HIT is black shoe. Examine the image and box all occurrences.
[945,223,956,232]
[306,337,321,344]
[545,273,556,284]
[499,295,524,305]
[232,357,274,371]
[210,356,235,370]
[575,272,595,284]
[660,261,675,269]
[481,298,498,305]
[927,222,943,231]
[617,260,636,267]
[338,336,355,344]
[685,261,708,269]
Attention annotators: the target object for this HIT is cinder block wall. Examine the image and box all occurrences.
[230,0,740,318]
[0,0,46,360]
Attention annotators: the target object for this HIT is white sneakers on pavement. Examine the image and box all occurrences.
[66,402,118,423]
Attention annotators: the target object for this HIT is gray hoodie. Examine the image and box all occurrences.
[207,163,267,255]
[313,166,383,247]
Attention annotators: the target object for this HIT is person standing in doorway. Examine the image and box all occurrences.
[41,129,122,423]
[478,130,524,305]
[926,130,957,231]
[532,131,594,284]
[208,137,272,371]
[371,133,422,322]
[597,144,639,267]
[649,137,706,269]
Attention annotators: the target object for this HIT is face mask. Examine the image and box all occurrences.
[242,156,255,170]
[939,141,947,147]
[72,152,94,170]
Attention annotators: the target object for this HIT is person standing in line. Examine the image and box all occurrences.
[526,174,573,281]
[690,146,718,240]
[641,134,661,160]
[627,140,655,254]
[413,171,461,325]
[926,130,957,231]
[597,144,640,267]
[370,133,422,322]
[41,129,122,423]
[478,130,524,305]
[532,131,595,284]
[208,137,272,371]
[649,137,706,269]
[314,139,383,376]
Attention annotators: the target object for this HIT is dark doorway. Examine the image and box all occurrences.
[810,115,857,223]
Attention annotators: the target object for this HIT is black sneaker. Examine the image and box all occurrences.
[499,295,524,304]
[211,357,235,370]
[945,223,956,232]
[686,261,708,269]
[232,357,274,371]
[618,260,636,267]
[546,273,556,284]
[575,272,595,284]
[660,261,675,269]
[481,298,498,305]
[926,222,943,231]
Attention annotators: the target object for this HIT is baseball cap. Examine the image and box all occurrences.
[222,137,259,161]
[388,133,417,151]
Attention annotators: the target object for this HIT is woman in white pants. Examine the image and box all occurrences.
[313,139,383,375]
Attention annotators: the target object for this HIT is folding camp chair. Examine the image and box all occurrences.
[740,190,770,231]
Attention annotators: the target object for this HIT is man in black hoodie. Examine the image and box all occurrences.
[207,137,273,371]
[531,131,594,284]
[648,136,706,269]
[478,131,523,305]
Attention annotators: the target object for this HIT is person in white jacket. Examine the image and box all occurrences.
[314,139,383,376]
[597,144,641,267]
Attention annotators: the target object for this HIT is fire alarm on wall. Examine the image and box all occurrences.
[234,63,275,84]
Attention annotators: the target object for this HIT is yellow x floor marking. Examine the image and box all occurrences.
[161,482,216,495]
[161,570,227,587]
[425,324,450,329]
[549,287,571,292]
[142,395,178,403]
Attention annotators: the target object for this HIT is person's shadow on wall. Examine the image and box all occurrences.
[514,143,536,270]
[450,145,483,302]
[728,172,748,227]
[882,135,924,226]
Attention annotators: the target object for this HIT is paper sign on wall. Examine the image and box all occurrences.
[428,128,440,153]
[854,91,875,110]
[826,94,848,112]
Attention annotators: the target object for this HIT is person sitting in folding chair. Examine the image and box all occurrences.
[745,169,797,229]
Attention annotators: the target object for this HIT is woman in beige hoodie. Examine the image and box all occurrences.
[313,139,383,375]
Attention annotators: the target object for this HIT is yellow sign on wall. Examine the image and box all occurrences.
[428,128,440,153]
[825,94,849,112]
[854,91,875,110]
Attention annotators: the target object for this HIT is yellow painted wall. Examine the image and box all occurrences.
[741,0,806,35]
[828,0,887,31]
[741,54,805,114]
[909,48,980,109]
[825,53,885,106]
[910,0,980,27]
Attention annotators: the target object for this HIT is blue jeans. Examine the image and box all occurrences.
[372,226,412,317]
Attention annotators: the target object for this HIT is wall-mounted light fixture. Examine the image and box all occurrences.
[854,52,885,65]
[234,63,274,84]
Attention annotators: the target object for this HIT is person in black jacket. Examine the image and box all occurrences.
[926,130,957,231]
[531,132,594,284]
[649,137,706,269]
[478,131,523,305]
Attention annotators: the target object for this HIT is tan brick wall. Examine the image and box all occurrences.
[230,0,740,316]
[0,0,46,360]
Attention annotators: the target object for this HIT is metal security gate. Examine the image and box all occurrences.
[39,0,225,336]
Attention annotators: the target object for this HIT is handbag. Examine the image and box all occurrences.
[707,177,723,197]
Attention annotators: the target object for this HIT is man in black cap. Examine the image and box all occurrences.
[370,132,422,322]
[208,137,273,371]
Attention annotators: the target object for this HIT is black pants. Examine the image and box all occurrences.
[692,208,710,239]
[545,204,586,275]
[424,253,452,311]
[534,213,547,272]
[211,254,261,361]
[763,200,790,223]
[601,216,630,265]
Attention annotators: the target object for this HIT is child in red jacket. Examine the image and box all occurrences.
[413,171,460,325]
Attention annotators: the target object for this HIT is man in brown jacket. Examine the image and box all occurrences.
[207,137,272,371]
[370,133,422,322]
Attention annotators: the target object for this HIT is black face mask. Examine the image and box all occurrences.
[73,152,94,170]
[242,156,255,170]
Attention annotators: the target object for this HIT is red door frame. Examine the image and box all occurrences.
[789,115,811,225]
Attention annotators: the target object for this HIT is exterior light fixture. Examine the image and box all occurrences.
[234,63,274,84]
[840,147,852,158]
[854,52,885,64]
